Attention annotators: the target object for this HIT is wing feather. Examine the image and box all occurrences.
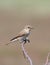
[10,29,27,41]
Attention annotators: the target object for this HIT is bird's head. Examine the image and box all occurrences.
[24,25,33,31]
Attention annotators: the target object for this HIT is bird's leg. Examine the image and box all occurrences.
[27,39,30,43]
[23,39,27,44]
[26,38,30,43]
[23,38,30,44]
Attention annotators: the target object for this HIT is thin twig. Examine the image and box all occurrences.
[21,43,33,65]
[45,52,50,65]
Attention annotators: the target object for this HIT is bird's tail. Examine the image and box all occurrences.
[5,39,14,45]
[5,38,18,45]
[5,41,12,45]
[4,36,19,46]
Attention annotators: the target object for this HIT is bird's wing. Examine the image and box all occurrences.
[10,29,27,41]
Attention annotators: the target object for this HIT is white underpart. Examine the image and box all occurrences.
[24,28,30,34]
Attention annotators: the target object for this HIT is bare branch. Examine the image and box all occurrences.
[21,43,33,65]
[45,52,50,65]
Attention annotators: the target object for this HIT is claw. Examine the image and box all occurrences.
[27,39,30,43]
[23,39,30,44]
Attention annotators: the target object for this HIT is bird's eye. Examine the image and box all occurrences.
[28,27,30,28]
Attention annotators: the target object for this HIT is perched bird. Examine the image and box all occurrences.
[6,25,33,45]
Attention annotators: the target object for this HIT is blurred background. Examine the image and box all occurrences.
[0,0,50,65]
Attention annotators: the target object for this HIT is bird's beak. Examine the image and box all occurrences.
[31,27,34,29]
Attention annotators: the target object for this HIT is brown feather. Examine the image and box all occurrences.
[10,29,28,41]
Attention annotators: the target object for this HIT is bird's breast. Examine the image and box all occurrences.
[24,29,30,34]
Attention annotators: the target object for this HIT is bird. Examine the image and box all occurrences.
[5,25,33,45]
